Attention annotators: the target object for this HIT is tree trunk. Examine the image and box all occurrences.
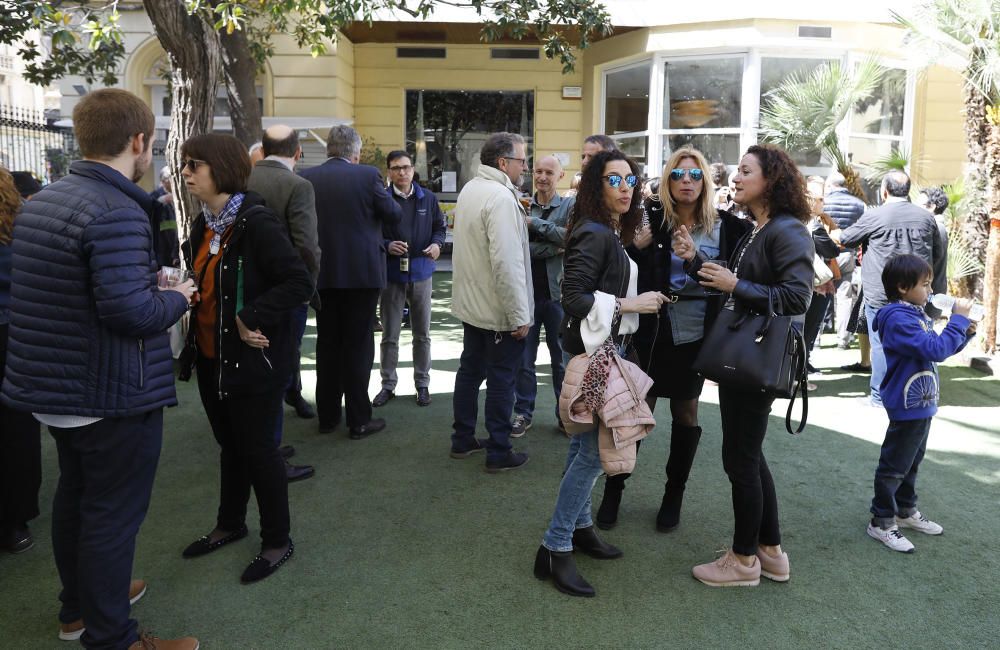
[142,0,221,240]
[959,70,990,300]
[981,118,1000,354]
[218,27,262,147]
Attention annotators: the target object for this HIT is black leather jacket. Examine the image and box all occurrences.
[630,202,753,369]
[688,214,814,319]
[560,220,632,356]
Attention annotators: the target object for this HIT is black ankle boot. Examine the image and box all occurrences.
[572,526,623,559]
[533,545,595,597]
[656,424,702,532]
[596,473,628,530]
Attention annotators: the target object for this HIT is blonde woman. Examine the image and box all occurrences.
[595,147,752,532]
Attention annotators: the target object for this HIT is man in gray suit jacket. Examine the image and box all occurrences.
[248,125,321,482]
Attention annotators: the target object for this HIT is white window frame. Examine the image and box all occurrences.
[602,58,654,174]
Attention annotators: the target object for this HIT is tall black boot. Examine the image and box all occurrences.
[656,424,702,532]
[534,545,595,597]
[596,440,641,530]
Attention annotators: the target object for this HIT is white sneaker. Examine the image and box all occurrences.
[867,523,915,553]
[510,415,532,438]
[896,511,943,535]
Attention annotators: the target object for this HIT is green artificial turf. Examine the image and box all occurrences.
[1,274,998,648]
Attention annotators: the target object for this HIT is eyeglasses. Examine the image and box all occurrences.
[389,164,413,172]
[669,168,704,182]
[181,158,208,172]
[603,174,638,189]
[502,156,527,165]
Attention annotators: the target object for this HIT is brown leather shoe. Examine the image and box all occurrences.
[128,632,200,649]
[59,579,147,640]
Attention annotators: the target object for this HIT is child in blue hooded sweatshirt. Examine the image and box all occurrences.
[866,254,976,553]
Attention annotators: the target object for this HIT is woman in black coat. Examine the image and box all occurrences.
[596,147,753,532]
[177,134,313,583]
[689,144,813,587]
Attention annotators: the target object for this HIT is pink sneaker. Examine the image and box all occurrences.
[692,549,760,587]
[756,548,790,582]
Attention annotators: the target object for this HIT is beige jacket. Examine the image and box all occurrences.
[559,352,655,476]
[451,164,533,332]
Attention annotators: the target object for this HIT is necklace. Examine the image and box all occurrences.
[733,220,768,275]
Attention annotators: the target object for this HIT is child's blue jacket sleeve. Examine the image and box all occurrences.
[882,313,972,363]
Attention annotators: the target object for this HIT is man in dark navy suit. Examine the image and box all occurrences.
[300,125,402,439]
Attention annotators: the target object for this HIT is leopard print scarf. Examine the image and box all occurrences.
[580,299,621,413]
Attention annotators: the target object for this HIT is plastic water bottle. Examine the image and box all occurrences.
[929,294,985,322]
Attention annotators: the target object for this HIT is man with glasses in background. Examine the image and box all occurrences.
[373,150,447,409]
[448,132,533,473]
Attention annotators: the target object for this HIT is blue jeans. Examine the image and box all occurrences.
[870,417,931,527]
[542,426,603,552]
[275,303,309,445]
[865,303,886,407]
[451,322,525,463]
[514,299,565,421]
[50,411,163,649]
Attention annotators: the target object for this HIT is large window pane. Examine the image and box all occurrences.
[613,135,647,166]
[664,57,743,129]
[663,134,742,167]
[405,90,534,197]
[850,136,902,203]
[759,57,834,166]
[605,64,651,134]
[852,67,906,136]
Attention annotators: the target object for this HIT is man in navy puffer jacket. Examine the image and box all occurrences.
[1,89,197,650]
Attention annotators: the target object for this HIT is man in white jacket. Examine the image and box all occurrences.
[449,132,534,472]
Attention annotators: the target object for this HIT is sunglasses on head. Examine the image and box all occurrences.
[603,174,638,189]
[181,158,207,172]
[669,168,704,182]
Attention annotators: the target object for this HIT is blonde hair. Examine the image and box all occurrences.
[660,146,717,234]
[0,168,22,246]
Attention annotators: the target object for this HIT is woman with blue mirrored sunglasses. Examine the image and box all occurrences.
[669,167,704,182]
[602,174,638,189]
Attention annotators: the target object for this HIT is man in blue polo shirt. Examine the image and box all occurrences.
[373,150,447,408]
[511,154,574,437]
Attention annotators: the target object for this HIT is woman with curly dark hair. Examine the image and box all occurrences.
[533,150,666,597]
[0,168,42,554]
[688,144,814,587]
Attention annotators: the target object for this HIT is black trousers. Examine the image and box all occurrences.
[315,287,380,428]
[196,357,290,549]
[718,383,781,556]
[51,411,162,649]
[0,323,41,529]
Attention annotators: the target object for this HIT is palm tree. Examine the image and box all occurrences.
[758,58,886,199]
[894,1,1000,353]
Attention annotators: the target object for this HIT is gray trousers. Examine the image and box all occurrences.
[379,278,433,391]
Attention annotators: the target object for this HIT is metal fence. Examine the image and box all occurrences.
[0,104,77,183]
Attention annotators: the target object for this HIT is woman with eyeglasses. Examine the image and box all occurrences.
[533,150,667,597]
[595,147,754,532]
[690,144,813,586]
[177,134,313,583]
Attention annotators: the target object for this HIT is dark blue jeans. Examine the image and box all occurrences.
[451,322,525,463]
[50,410,163,650]
[275,303,309,445]
[870,417,932,527]
[514,299,565,422]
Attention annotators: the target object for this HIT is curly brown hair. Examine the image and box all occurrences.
[744,144,810,223]
[566,150,643,246]
[0,168,22,246]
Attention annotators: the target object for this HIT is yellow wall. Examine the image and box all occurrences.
[352,43,584,185]
[268,33,354,120]
[911,65,966,187]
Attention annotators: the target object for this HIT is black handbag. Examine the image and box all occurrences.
[692,292,808,434]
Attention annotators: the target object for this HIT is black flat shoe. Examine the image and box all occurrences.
[241,539,294,584]
[182,525,249,558]
[2,525,34,554]
[349,418,386,440]
[416,387,432,407]
[284,394,316,419]
[372,389,395,408]
[285,461,315,483]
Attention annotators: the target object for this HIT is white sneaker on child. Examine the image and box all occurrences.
[896,511,943,535]
[867,523,915,553]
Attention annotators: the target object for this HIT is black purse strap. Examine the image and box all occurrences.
[784,324,808,434]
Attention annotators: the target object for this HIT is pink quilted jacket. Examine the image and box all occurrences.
[559,352,656,475]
